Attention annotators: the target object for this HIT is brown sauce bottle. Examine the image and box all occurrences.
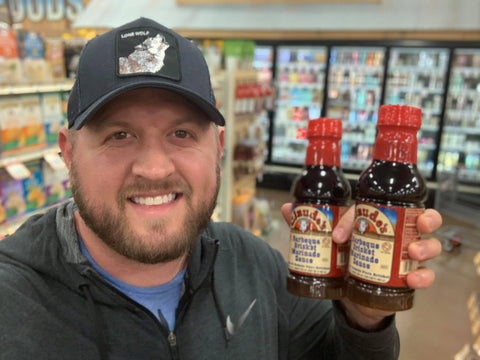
[287,117,351,299]
[345,104,427,311]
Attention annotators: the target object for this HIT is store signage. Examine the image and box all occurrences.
[0,0,87,23]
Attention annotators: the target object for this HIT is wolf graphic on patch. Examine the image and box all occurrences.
[119,34,170,74]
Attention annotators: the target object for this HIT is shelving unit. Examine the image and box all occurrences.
[0,82,72,238]
[439,49,480,184]
[326,46,386,172]
[217,69,267,235]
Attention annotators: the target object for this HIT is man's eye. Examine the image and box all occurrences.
[111,131,130,140]
[174,130,190,138]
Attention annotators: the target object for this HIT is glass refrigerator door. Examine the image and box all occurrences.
[326,46,386,172]
[439,49,480,184]
[385,47,450,179]
[271,45,327,165]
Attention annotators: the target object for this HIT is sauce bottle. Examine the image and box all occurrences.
[345,104,427,311]
[287,117,351,299]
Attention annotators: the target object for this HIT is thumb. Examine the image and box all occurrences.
[280,203,292,226]
[332,205,355,244]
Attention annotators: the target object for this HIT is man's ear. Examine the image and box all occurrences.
[58,128,73,170]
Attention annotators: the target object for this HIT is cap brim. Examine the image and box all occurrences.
[71,82,225,129]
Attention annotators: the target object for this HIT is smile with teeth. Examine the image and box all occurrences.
[131,193,177,206]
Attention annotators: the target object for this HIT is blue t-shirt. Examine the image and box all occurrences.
[79,236,185,331]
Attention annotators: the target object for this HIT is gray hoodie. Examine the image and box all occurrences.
[0,201,399,359]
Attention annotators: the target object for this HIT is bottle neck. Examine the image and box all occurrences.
[305,138,341,167]
[373,127,418,164]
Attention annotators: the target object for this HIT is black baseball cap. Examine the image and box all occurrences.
[68,17,225,129]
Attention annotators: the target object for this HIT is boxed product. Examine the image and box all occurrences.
[20,94,46,149]
[41,93,63,145]
[0,169,26,221]
[44,38,66,81]
[0,95,24,153]
[0,24,22,84]
[42,159,71,205]
[60,91,69,123]
[22,159,46,212]
[22,31,50,83]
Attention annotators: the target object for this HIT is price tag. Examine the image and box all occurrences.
[4,161,31,180]
[43,151,67,171]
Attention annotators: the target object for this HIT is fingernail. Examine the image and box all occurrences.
[333,228,346,242]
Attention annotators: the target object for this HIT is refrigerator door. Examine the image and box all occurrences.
[326,46,386,172]
[270,45,327,165]
[439,49,480,184]
[385,47,450,179]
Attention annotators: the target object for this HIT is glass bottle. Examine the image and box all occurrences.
[287,117,351,299]
[345,104,427,311]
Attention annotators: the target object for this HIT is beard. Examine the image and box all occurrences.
[70,161,221,264]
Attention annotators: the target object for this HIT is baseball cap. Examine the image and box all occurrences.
[68,17,225,129]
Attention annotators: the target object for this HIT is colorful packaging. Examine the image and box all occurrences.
[60,91,69,124]
[0,169,26,221]
[0,96,24,153]
[0,25,22,84]
[22,160,46,213]
[41,93,63,144]
[44,38,66,80]
[21,94,46,149]
[42,160,71,205]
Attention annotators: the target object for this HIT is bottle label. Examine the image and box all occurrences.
[348,202,424,287]
[288,204,348,277]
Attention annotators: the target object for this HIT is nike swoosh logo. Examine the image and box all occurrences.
[226,299,257,338]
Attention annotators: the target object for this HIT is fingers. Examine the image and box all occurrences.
[332,206,355,244]
[280,203,292,225]
[406,267,435,289]
[409,237,442,261]
[417,209,443,234]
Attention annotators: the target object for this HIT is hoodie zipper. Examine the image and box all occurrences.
[157,309,180,360]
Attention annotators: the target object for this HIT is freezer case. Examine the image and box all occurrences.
[270,45,327,165]
[325,46,386,172]
[439,49,480,184]
[384,47,450,179]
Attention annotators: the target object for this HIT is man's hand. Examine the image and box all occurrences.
[280,204,443,330]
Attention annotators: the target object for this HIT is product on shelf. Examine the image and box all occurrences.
[271,45,327,165]
[21,31,50,83]
[42,158,70,206]
[20,94,46,149]
[41,92,64,144]
[326,46,386,172]
[0,23,22,84]
[22,159,46,212]
[44,38,66,81]
[0,95,24,153]
[0,168,26,222]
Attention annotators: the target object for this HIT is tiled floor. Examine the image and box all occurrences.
[255,187,480,360]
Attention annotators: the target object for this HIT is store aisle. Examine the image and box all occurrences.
[255,187,479,360]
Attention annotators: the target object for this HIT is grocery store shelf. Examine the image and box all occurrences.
[0,146,61,168]
[444,126,480,135]
[0,81,74,96]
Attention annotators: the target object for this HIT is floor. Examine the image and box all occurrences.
[255,187,480,360]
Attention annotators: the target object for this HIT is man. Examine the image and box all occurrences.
[0,17,442,359]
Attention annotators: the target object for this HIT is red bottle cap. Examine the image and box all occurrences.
[378,104,422,129]
[307,117,342,139]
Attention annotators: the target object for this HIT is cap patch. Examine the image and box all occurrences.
[116,26,181,81]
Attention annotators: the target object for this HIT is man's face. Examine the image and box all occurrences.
[61,88,224,264]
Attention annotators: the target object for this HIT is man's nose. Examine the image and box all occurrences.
[131,142,175,179]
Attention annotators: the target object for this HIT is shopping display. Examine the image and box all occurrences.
[440,49,480,184]
[384,47,450,179]
[346,104,427,311]
[287,117,351,299]
[270,46,327,164]
[259,43,480,187]
[326,46,386,172]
